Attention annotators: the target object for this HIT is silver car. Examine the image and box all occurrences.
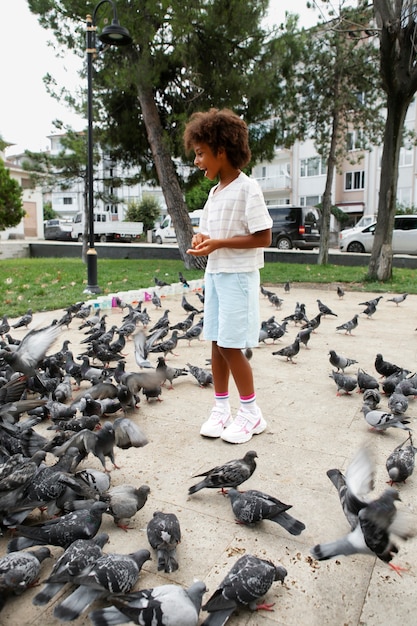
[339,214,417,254]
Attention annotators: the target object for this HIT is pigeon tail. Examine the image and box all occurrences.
[32,582,64,606]
[54,585,102,621]
[270,511,306,535]
[311,536,365,561]
[200,608,235,626]
[157,548,178,573]
[89,606,127,626]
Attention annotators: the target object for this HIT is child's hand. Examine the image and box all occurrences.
[187,233,211,256]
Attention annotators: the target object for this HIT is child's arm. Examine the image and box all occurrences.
[187,228,271,257]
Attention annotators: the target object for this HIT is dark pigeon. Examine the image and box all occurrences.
[147,511,181,573]
[188,450,257,495]
[201,554,287,625]
[386,434,417,485]
[227,488,306,535]
[0,547,51,612]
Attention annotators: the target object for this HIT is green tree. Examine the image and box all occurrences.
[43,202,57,221]
[293,2,384,264]
[0,159,25,231]
[184,178,216,212]
[28,0,303,269]
[125,196,161,232]
[367,1,417,280]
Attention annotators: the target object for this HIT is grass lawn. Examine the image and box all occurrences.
[0,257,414,317]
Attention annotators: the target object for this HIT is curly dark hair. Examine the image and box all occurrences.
[183,108,251,169]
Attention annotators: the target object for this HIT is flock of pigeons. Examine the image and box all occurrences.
[0,275,416,624]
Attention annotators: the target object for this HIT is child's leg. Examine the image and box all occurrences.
[199,341,232,438]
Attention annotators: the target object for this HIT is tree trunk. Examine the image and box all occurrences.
[317,109,340,265]
[367,94,408,280]
[136,83,206,271]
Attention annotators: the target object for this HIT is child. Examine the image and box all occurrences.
[184,108,272,444]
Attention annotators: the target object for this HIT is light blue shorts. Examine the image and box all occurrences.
[203,271,260,348]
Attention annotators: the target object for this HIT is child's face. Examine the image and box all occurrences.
[193,143,222,181]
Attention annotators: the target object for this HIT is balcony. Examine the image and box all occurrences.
[255,174,291,191]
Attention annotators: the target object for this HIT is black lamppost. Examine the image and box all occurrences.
[84,0,132,294]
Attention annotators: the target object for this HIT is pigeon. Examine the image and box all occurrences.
[32,533,109,606]
[388,391,409,415]
[387,293,408,305]
[0,547,51,611]
[260,285,275,298]
[362,388,381,410]
[152,291,162,309]
[300,312,322,332]
[284,281,291,292]
[361,404,411,431]
[267,292,283,309]
[358,296,383,307]
[179,271,190,288]
[386,434,417,484]
[0,315,10,339]
[148,330,180,357]
[181,294,201,314]
[296,326,314,348]
[311,486,416,571]
[104,484,150,530]
[132,329,152,369]
[317,299,337,317]
[154,276,171,287]
[272,337,300,362]
[328,350,358,372]
[201,554,287,625]
[51,422,120,471]
[186,362,213,387]
[53,548,151,621]
[156,356,188,389]
[361,301,378,318]
[326,446,375,531]
[357,368,379,392]
[6,500,108,552]
[170,311,196,332]
[147,511,181,573]
[0,322,62,381]
[382,370,409,396]
[188,450,258,495]
[395,377,417,397]
[227,488,306,535]
[177,318,204,344]
[337,285,345,298]
[11,309,33,329]
[336,314,359,335]
[330,371,357,395]
[374,353,403,378]
[89,581,207,626]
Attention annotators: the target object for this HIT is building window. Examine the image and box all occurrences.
[347,130,363,151]
[399,147,413,167]
[300,196,321,207]
[300,157,326,177]
[63,197,73,205]
[345,171,365,190]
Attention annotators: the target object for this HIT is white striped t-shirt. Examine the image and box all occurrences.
[200,172,272,273]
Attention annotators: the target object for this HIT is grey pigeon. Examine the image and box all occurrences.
[201,554,287,625]
[156,356,188,389]
[330,371,357,395]
[272,337,300,362]
[53,548,151,621]
[336,314,359,335]
[227,488,306,535]
[386,434,417,484]
[177,318,204,344]
[394,377,417,397]
[147,511,181,573]
[0,322,61,380]
[326,446,374,531]
[296,326,314,348]
[357,368,379,392]
[181,294,201,314]
[311,486,416,572]
[7,500,108,552]
[361,404,411,431]
[361,301,378,318]
[382,370,409,395]
[0,547,51,611]
[317,299,337,317]
[362,388,381,410]
[32,532,109,606]
[188,450,257,495]
[132,329,152,369]
[388,391,409,415]
[358,296,383,307]
[89,581,207,626]
[170,311,196,332]
[152,291,162,309]
[11,309,33,329]
[51,422,120,471]
[329,350,358,372]
[104,484,150,530]
[387,293,408,305]
[337,285,345,298]
[186,362,213,387]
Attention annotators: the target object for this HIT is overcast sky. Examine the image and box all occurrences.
[2,0,320,157]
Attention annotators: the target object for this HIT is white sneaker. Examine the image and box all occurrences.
[221,407,267,444]
[200,407,232,438]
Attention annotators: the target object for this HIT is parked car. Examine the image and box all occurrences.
[43,219,73,241]
[338,214,376,244]
[267,205,321,250]
[339,214,417,254]
[154,210,203,244]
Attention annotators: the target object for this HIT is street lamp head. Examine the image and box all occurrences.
[99,20,132,46]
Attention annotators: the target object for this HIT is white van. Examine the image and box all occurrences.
[154,210,203,244]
